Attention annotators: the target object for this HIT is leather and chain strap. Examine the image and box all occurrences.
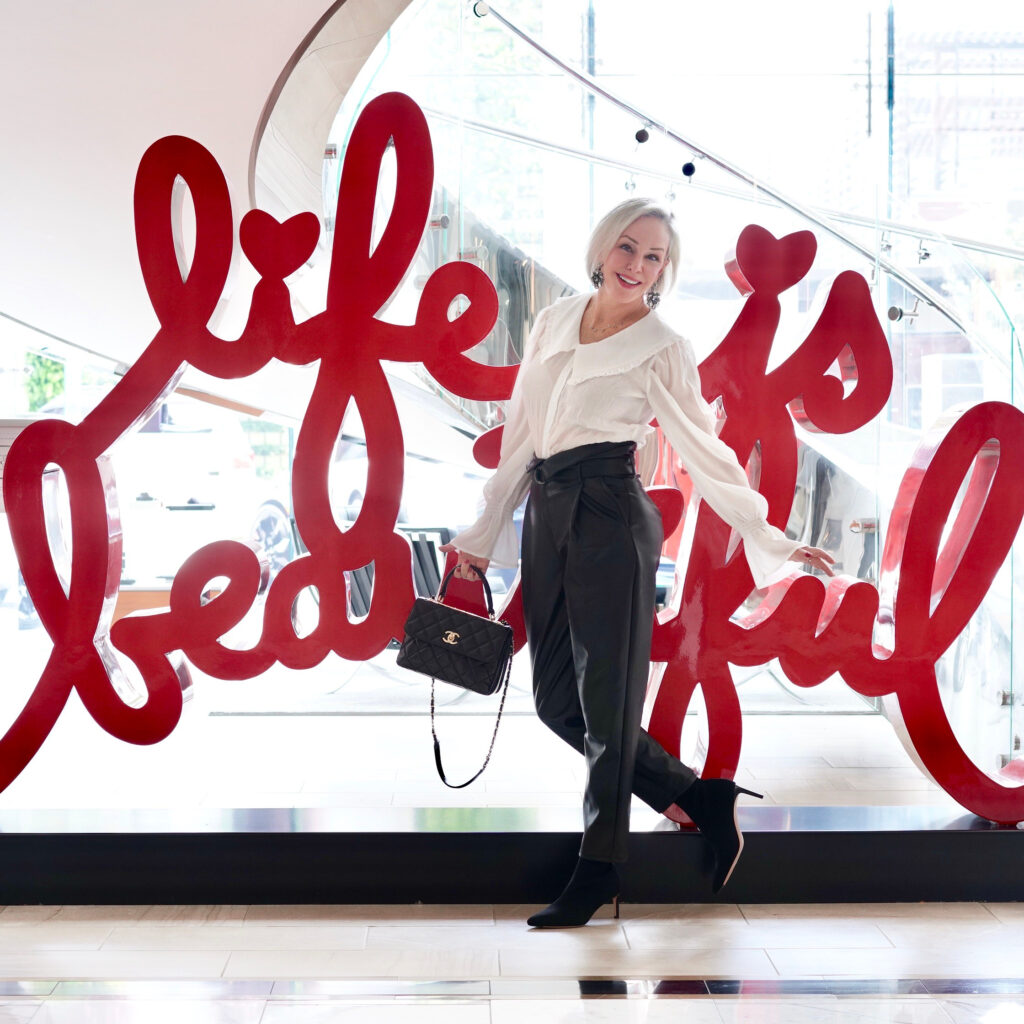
[430,653,512,788]
[428,563,512,788]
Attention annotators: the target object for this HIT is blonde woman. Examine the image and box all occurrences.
[441,199,832,927]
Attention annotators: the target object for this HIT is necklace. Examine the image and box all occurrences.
[580,304,648,342]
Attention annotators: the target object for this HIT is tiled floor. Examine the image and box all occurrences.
[0,902,1021,1020]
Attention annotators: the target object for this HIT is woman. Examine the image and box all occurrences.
[440,198,833,928]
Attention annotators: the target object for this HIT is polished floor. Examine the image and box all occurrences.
[0,901,1021,1021]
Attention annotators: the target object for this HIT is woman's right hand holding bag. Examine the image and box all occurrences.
[438,543,491,581]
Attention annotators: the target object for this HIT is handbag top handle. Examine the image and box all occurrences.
[435,564,496,619]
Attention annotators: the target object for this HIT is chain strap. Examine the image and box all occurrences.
[429,636,513,789]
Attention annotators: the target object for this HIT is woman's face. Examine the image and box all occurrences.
[599,215,670,307]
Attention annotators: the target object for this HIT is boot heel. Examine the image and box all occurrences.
[676,778,763,894]
[613,896,620,919]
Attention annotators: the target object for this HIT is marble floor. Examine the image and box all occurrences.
[0,901,1021,1021]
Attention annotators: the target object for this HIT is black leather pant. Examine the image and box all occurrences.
[521,441,698,863]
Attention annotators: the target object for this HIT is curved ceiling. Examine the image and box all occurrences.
[0,0,409,410]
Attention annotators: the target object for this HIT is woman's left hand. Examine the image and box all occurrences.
[792,546,836,576]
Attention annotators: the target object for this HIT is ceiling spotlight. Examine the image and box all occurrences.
[635,127,650,143]
[682,161,696,178]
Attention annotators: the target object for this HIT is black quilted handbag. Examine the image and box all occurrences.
[396,565,514,788]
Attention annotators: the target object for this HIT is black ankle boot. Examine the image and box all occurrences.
[527,857,620,928]
[676,778,763,893]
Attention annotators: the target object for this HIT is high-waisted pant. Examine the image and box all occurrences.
[521,440,698,864]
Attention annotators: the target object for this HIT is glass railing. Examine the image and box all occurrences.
[316,0,1024,778]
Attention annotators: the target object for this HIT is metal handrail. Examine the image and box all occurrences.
[471,1,1015,356]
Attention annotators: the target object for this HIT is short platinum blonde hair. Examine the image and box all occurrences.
[585,198,680,294]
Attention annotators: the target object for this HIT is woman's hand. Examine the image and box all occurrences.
[792,545,836,577]
[438,543,491,581]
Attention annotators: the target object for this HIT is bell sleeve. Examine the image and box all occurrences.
[448,308,549,568]
[645,338,801,588]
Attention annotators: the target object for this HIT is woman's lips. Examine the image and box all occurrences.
[616,273,642,288]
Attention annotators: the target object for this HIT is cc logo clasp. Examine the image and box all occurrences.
[442,630,460,645]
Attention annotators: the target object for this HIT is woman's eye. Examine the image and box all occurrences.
[647,254,660,262]
[620,244,632,252]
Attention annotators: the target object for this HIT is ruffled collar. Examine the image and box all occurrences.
[538,293,678,382]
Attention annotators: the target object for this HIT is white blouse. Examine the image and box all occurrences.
[450,292,801,587]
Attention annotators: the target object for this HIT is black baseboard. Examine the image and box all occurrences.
[0,804,1020,904]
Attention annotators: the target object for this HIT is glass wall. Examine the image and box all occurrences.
[2,0,1022,811]
[321,0,1024,777]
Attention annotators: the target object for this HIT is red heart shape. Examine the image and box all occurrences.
[725,224,816,297]
[240,209,320,280]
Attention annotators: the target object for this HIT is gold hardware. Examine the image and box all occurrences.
[442,630,460,645]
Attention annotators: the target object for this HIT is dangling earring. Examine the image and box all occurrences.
[645,282,661,309]
[590,265,604,288]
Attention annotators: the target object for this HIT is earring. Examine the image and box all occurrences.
[590,266,604,288]
[645,284,661,309]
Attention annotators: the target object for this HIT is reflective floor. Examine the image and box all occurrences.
[0,902,1021,1021]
